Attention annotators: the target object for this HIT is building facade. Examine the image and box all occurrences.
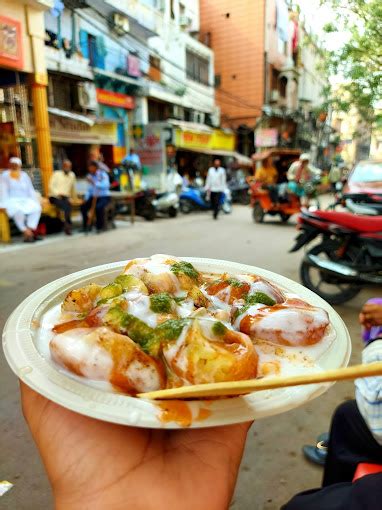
[0,0,53,193]
[200,0,328,160]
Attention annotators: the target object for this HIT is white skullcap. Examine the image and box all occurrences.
[9,157,22,166]
[300,153,310,161]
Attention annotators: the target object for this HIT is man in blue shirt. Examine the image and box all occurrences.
[81,161,110,232]
[122,148,141,169]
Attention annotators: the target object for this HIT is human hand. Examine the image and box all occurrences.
[359,303,382,328]
[20,382,251,510]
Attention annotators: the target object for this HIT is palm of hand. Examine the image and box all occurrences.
[21,383,250,510]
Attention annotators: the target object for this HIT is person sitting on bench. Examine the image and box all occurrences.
[1,157,42,242]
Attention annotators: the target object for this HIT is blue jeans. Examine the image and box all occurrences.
[81,196,110,231]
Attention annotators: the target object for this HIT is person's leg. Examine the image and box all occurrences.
[323,400,382,486]
[12,211,27,233]
[210,192,220,219]
[50,197,72,225]
[95,197,109,231]
[81,198,92,230]
[26,210,41,231]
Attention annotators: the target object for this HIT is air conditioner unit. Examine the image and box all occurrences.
[179,15,192,28]
[172,105,185,120]
[77,82,98,110]
[113,12,130,36]
[269,90,279,103]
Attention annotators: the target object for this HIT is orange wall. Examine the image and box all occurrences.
[200,0,265,128]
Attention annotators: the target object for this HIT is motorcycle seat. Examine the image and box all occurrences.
[313,210,382,233]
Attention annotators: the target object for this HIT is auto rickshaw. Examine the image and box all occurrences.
[248,148,302,223]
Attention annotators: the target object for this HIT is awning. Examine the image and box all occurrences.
[48,107,95,126]
[177,146,252,166]
[167,119,214,134]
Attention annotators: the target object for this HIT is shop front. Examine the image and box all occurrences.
[171,122,248,179]
[133,121,249,190]
[95,88,135,165]
[0,2,53,193]
[44,111,119,176]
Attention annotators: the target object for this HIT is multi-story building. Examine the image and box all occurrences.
[200,0,328,159]
[0,0,53,193]
[43,0,239,188]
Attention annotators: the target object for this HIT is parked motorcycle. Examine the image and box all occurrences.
[180,186,232,214]
[290,208,382,304]
[152,191,179,218]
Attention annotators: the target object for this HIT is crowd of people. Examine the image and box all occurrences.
[0,151,345,242]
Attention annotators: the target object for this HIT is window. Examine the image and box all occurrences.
[186,50,210,85]
[87,33,97,67]
[148,55,161,81]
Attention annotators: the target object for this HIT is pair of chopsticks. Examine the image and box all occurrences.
[138,362,382,400]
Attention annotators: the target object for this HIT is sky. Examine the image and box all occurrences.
[295,0,351,51]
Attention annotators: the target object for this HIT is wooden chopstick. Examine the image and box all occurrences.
[138,362,382,400]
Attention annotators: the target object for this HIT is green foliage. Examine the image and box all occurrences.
[321,0,382,123]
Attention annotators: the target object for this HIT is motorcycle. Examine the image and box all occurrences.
[152,191,179,218]
[180,186,232,214]
[290,208,382,304]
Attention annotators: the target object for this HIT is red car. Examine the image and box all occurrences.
[344,160,382,200]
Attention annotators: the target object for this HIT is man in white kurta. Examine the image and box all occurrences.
[1,157,41,241]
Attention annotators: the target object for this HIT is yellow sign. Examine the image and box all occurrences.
[212,130,235,151]
[175,128,235,151]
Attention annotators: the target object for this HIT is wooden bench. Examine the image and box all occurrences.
[0,208,10,243]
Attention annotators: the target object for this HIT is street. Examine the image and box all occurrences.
[0,206,372,510]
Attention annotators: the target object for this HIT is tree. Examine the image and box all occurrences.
[322,0,382,123]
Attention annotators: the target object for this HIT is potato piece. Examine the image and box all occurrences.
[62,283,101,313]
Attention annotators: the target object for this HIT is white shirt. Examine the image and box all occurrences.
[48,170,77,199]
[205,166,227,192]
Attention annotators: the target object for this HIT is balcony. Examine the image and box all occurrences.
[45,46,93,80]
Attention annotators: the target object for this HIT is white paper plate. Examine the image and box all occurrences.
[2,258,351,429]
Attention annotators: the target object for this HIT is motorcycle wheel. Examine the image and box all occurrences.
[253,202,264,223]
[280,213,291,223]
[180,199,192,214]
[300,241,362,305]
[144,205,156,221]
[169,206,178,218]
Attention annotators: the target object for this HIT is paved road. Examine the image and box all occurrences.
[0,206,374,509]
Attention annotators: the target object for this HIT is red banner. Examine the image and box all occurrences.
[96,88,135,109]
[0,16,23,70]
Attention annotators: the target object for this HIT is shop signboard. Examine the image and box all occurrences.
[212,130,235,151]
[0,16,23,70]
[255,128,279,148]
[136,125,166,190]
[96,88,135,109]
[175,129,213,150]
[47,115,118,144]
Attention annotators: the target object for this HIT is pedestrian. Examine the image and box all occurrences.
[287,153,317,207]
[205,158,227,219]
[290,297,382,508]
[122,148,142,170]
[254,155,279,203]
[0,157,42,242]
[48,159,78,235]
[81,161,110,233]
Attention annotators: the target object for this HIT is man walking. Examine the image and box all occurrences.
[48,159,77,235]
[205,158,227,220]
